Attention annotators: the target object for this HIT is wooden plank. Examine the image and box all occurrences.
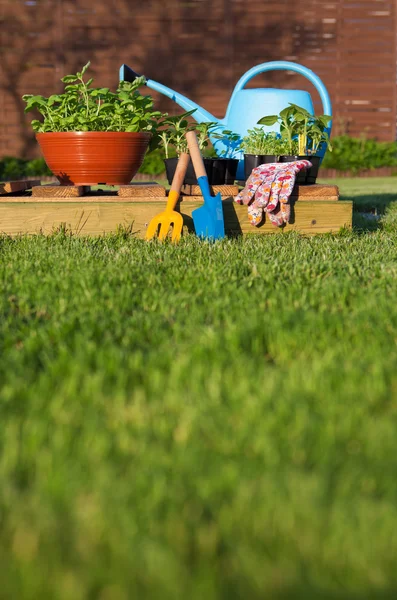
[4,195,167,204]
[118,183,166,198]
[0,180,41,195]
[227,202,352,235]
[0,190,340,204]
[31,183,167,199]
[31,185,86,198]
[0,198,352,237]
[290,184,339,201]
[182,184,239,196]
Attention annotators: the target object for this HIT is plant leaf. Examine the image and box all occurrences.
[61,75,79,83]
[257,115,278,126]
[288,103,312,118]
[81,61,91,76]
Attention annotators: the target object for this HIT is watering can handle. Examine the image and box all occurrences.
[231,61,332,116]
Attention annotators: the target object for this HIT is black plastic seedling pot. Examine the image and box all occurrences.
[211,158,239,184]
[279,155,321,185]
[164,157,238,185]
[244,154,279,180]
[164,157,213,185]
[224,158,239,184]
[279,155,308,184]
[306,156,320,184]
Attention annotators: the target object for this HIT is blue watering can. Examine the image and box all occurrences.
[120,61,332,180]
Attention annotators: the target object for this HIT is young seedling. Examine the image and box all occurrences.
[195,121,219,151]
[157,110,197,157]
[240,128,295,156]
[258,104,333,156]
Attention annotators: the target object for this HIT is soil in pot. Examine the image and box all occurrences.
[164,157,214,185]
[244,154,279,180]
[36,131,151,186]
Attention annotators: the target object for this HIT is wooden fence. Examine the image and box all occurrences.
[0,0,396,158]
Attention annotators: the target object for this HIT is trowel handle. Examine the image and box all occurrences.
[166,152,190,212]
[186,131,207,179]
[170,153,190,195]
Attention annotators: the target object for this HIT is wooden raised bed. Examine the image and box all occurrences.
[0,182,352,237]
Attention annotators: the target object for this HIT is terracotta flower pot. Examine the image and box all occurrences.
[36,131,151,185]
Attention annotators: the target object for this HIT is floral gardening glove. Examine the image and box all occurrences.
[235,164,278,206]
[265,160,312,227]
[235,160,312,227]
[235,163,284,226]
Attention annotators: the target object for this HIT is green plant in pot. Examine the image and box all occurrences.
[240,128,297,180]
[160,118,239,185]
[258,104,332,184]
[158,110,203,185]
[22,62,166,186]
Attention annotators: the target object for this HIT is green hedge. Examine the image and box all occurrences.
[0,153,168,179]
[137,148,169,175]
[321,135,397,173]
[0,156,52,179]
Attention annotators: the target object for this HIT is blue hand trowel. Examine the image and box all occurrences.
[185,131,225,240]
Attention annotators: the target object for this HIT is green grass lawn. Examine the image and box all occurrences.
[1,178,397,599]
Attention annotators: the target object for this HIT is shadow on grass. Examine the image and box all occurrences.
[340,193,397,232]
[340,193,397,214]
[352,211,381,232]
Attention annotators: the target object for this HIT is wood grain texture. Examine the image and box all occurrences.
[182,184,239,197]
[3,195,169,204]
[169,153,190,195]
[118,183,166,197]
[31,185,85,198]
[222,201,351,235]
[31,183,167,199]
[186,132,207,178]
[0,197,352,237]
[291,184,339,200]
[0,180,41,195]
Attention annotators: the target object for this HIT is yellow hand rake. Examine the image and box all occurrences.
[145,152,190,243]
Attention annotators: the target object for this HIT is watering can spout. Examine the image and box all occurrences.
[148,80,218,124]
[119,64,219,125]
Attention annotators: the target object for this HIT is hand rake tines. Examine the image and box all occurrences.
[145,153,190,243]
